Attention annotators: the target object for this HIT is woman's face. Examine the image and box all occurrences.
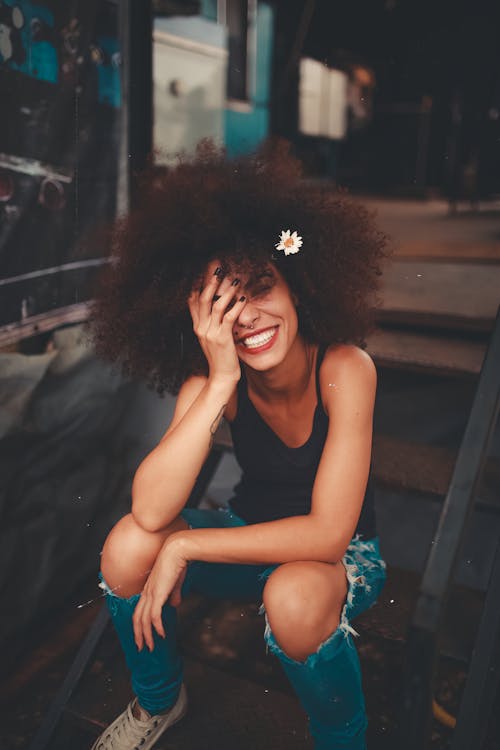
[231,265,300,371]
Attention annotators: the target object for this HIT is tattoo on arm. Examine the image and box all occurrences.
[209,404,227,445]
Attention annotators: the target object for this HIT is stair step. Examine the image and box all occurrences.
[379,260,500,333]
[355,566,483,663]
[367,328,486,377]
[177,568,482,666]
[65,613,312,750]
[372,435,499,510]
[3,571,479,749]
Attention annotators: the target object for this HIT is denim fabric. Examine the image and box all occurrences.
[261,535,387,750]
[100,508,386,748]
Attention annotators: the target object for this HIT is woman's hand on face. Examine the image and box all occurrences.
[188,263,247,386]
[132,537,189,652]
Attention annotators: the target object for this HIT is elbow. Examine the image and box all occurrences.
[321,547,343,565]
[131,504,165,533]
[130,472,164,533]
[309,517,349,564]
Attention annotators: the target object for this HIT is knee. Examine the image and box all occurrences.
[263,562,347,661]
[263,562,326,635]
[102,514,146,568]
[101,513,174,597]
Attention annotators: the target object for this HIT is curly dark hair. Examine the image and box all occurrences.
[91,140,390,394]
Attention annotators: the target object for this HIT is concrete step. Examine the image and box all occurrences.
[175,568,482,667]
[67,654,313,750]
[64,597,312,750]
[367,327,486,377]
[372,434,499,511]
[379,259,500,333]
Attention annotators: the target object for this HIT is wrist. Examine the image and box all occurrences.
[167,531,198,562]
[205,374,239,397]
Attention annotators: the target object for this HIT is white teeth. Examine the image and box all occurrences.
[242,328,277,349]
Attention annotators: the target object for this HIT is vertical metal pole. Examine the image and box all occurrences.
[400,624,439,749]
[27,606,111,750]
[117,0,153,215]
[451,538,500,750]
[116,1,131,217]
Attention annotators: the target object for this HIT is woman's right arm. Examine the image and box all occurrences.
[132,263,246,532]
[131,373,237,532]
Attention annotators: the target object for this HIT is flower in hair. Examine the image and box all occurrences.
[275,229,303,256]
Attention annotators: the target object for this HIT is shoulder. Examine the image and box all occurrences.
[320,343,377,380]
[318,344,377,416]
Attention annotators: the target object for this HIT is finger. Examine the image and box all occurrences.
[133,597,146,651]
[151,601,166,638]
[209,278,241,326]
[203,259,223,285]
[187,291,200,329]
[141,598,155,652]
[169,569,186,608]
[221,293,247,327]
[198,268,224,323]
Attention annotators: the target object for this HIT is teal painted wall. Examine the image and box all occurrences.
[224,2,274,157]
[200,0,218,22]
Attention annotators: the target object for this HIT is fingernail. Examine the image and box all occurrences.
[214,267,222,276]
[239,295,246,302]
[231,278,240,286]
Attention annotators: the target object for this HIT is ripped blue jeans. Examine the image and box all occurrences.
[100,507,387,750]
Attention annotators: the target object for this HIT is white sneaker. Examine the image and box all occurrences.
[91,683,188,749]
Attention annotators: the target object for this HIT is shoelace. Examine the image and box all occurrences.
[96,702,159,750]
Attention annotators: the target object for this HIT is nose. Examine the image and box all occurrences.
[234,299,260,330]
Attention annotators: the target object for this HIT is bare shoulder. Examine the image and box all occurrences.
[318,344,377,414]
[321,343,376,378]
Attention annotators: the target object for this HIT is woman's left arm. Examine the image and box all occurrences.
[134,345,376,650]
[182,345,376,564]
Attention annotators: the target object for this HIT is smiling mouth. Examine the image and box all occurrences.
[238,326,278,350]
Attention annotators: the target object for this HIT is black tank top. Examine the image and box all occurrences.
[228,346,377,540]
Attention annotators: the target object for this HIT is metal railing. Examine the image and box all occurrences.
[400,303,500,749]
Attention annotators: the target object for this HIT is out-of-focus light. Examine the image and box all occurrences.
[90,45,105,65]
[12,7,24,29]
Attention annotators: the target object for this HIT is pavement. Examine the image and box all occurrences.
[360,196,500,262]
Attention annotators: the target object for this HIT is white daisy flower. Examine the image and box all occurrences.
[275,229,303,256]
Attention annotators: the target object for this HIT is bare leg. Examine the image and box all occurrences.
[101,513,189,598]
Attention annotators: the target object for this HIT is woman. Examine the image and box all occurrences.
[91,141,389,750]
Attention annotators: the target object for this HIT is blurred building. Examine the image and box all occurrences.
[153,1,275,161]
[272,0,500,199]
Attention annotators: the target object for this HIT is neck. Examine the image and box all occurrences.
[244,337,316,403]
